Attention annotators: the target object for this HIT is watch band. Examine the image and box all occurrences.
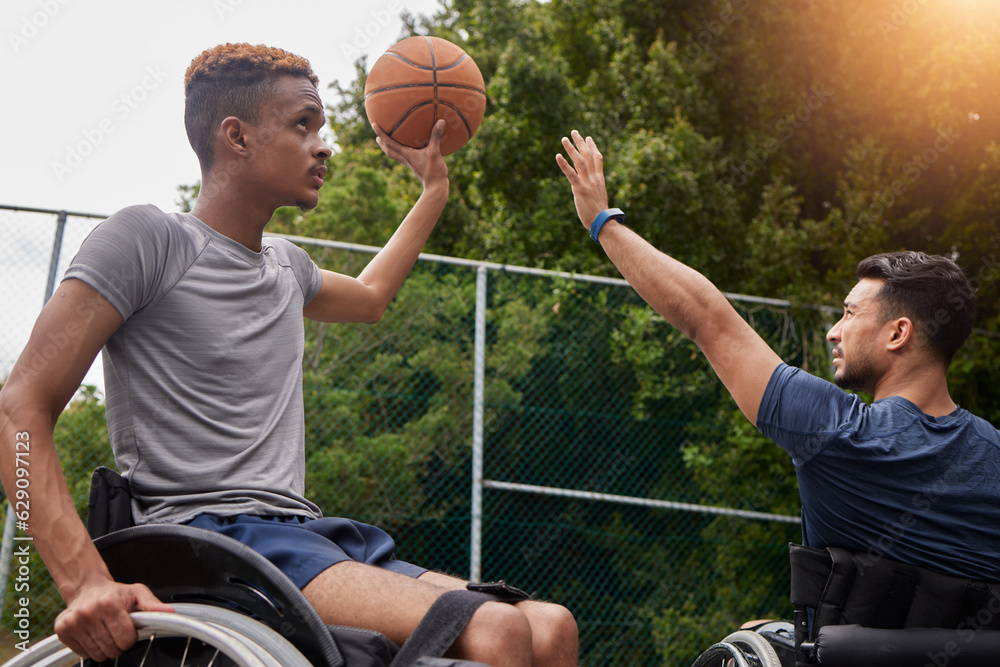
[590,208,625,244]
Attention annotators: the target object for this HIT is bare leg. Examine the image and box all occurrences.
[419,571,579,667]
[303,561,535,667]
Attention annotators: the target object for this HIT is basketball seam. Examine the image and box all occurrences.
[386,100,476,140]
[364,83,486,97]
[378,52,470,72]
[388,101,433,135]
[438,100,473,137]
[428,36,438,123]
[366,36,484,151]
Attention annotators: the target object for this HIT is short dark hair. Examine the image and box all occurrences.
[856,251,976,365]
[184,43,319,171]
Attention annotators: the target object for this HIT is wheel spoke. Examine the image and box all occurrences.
[178,636,192,666]
[4,605,305,667]
[137,632,155,667]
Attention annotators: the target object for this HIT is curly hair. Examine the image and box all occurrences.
[184,43,319,170]
[856,251,976,365]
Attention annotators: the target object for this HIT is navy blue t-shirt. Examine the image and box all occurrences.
[757,363,1000,580]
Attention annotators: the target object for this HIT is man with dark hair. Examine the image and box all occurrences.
[852,251,976,368]
[0,44,577,666]
[183,42,321,171]
[556,131,1000,581]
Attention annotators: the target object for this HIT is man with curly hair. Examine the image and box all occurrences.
[0,43,577,666]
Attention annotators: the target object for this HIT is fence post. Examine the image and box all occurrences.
[44,211,68,303]
[469,265,487,583]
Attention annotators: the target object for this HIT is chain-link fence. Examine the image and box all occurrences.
[1,205,826,665]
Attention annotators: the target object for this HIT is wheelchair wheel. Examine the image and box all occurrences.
[689,642,753,667]
[720,631,782,667]
[163,603,311,667]
[1,604,310,667]
[690,630,783,667]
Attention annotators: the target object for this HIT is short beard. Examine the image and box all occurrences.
[833,354,878,394]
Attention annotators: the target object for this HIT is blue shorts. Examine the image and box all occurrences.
[187,514,427,589]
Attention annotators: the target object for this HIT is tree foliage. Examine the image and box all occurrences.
[278,1,1000,663]
[305,0,1000,311]
[43,2,972,664]
[7,3,997,662]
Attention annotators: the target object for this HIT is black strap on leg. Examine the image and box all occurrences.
[389,590,494,667]
[466,580,534,604]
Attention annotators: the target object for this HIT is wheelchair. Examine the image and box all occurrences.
[690,543,1000,667]
[3,469,497,667]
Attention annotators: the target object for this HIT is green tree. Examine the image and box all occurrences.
[262,1,1000,663]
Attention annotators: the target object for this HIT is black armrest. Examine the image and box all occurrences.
[814,624,1000,667]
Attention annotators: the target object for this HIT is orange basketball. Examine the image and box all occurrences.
[364,36,486,156]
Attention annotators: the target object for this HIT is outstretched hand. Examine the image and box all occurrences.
[372,120,449,191]
[555,130,611,232]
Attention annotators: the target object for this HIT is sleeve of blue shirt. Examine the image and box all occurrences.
[756,363,866,467]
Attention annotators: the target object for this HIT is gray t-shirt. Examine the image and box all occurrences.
[64,204,324,525]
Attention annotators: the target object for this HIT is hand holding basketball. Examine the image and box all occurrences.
[364,36,486,156]
[372,118,449,189]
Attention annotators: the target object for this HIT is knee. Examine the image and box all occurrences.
[460,602,533,664]
[527,602,579,665]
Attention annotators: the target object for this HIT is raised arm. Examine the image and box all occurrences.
[0,279,172,661]
[556,131,782,423]
[304,120,450,324]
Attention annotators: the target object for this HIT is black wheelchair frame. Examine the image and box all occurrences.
[691,543,1000,667]
[3,468,498,667]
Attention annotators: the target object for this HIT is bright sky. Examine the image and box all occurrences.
[2,0,444,215]
[0,0,444,390]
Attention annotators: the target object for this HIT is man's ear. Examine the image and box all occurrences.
[886,317,914,352]
[219,116,249,157]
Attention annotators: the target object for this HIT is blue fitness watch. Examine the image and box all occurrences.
[590,208,625,244]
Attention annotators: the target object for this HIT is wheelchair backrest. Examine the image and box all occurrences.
[789,542,1000,640]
